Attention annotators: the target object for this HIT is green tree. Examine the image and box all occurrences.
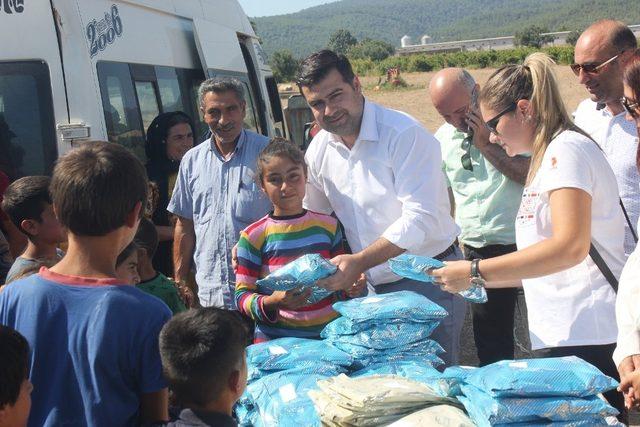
[327,29,358,54]
[565,30,582,46]
[515,25,554,48]
[348,38,395,61]
[269,50,299,83]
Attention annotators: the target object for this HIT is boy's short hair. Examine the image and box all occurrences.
[0,325,30,408]
[1,176,51,236]
[159,308,248,406]
[134,217,159,259]
[50,141,148,236]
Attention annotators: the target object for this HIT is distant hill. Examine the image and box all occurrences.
[252,0,640,58]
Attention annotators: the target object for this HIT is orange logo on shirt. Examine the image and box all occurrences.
[551,157,558,169]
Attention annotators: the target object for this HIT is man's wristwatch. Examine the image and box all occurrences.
[470,259,486,287]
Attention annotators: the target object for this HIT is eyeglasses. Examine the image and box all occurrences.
[484,103,517,136]
[622,96,640,119]
[461,135,473,171]
[570,52,622,76]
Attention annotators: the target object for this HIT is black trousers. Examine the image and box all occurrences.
[535,343,625,418]
[463,243,520,366]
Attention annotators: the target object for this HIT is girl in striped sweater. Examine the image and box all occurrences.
[235,139,364,342]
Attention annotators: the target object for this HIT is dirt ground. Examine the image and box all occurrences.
[359,65,587,133]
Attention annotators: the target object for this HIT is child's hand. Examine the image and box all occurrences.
[618,370,640,409]
[345,273,366,298]
[265,288,312,310]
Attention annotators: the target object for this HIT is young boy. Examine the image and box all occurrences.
[135,218,186,314]
[0,142,172,426]
[159,307,248,426]
[0,325,32,427]
[1,176,65,283]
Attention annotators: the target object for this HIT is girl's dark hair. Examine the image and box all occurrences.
[145,111,195,172]
[623,49,640,171]
[256,138,307,183]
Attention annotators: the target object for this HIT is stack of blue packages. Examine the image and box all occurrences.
[389,254,488,303]
[237,367,329,427]
[322,291,448,369]
[255,254,336,304]
[245,337,355,382]
[456,357,620,426]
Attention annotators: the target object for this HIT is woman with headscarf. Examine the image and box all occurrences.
[145,111,195,277]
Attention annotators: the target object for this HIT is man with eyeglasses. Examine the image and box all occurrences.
[573,20,639,256]
[430,68,530,366]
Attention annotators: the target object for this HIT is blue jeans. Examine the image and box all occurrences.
[373,247,467,367]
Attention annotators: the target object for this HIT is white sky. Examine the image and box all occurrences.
[238,0,340,17]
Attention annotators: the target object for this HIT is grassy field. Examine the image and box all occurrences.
[359,65,587,133]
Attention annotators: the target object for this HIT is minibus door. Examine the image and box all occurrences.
[0,0,67,178]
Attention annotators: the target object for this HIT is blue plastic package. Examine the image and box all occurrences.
[320,317,439,349]
[459,384,618,427]
[256,254,336,304]
[389,254,488,303]
[351,360,449,395]
[464,356,619,397]
[331,338,445,368]
[332,290,448,324]
[246,337,354,378]
[436,365,478,397]
[248,360,346,383]
[245,368,325,427]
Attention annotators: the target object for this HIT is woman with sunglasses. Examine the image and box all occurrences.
[614,49,640,410]
[431,52,626,415]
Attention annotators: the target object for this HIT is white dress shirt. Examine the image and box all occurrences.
[303,99,459,286]
[574,99,640,255]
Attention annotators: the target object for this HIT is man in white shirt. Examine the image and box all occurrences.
[297,50,466,366]
[573,20,639,255]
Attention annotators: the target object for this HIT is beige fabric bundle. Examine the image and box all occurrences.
[309,374,466,426]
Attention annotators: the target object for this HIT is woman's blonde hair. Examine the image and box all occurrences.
[480,53,585,184]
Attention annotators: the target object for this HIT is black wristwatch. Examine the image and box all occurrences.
[470,259,486,288]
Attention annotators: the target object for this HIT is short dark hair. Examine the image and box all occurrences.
[0,325,30,409]
[50,141,148,236]
[134,217,159,259]
[159,308,248,406]
[256,138,307,183]
[1,176,51,236]
[296,49,356,90]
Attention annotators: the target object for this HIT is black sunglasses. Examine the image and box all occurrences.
[484,103,516,135]
[570,52,622,76]
[460,135,473,171]
[622,96,640,119]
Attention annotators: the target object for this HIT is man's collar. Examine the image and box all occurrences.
[209,129,246,157]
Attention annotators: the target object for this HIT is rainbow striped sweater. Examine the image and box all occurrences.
[235,210,345,341]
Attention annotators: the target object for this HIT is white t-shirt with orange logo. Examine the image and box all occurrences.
[516,130,626,350]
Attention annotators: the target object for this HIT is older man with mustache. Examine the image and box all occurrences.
[168,77,271,308]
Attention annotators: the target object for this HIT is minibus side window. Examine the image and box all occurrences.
[0,61,56,179]
[241,82,260,134]
[134,81,160,134]
[97,62,146,162]
[156,67,185,113]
